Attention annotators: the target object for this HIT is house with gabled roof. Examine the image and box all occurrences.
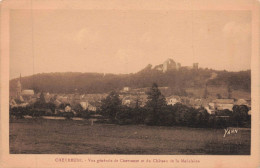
[211,99,234,111]
[166,96,181,106]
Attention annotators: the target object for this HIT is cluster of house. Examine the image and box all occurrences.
[120,87,147,107]
[119,87,251,116]
[10,76,251,116]
[166,95,251,115]
[10,91,107,112]
[9,75,107,112]
[10,89,36,108]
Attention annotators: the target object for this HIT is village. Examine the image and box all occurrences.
[9,75,251,118]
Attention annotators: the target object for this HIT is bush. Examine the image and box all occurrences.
[29,109,46,118]
[157,106,175,126]
[115,106,134,125]
[144,114,155,126]
[194,108,210,127]
[100,91,122,122]
[62,112,74,119]
[214,117,229,128]
[215,109,232,116]
[10,106,32,119]
[130,107,147,124]
[77,110,91,119]
[172,103,194,126]
[230,105,249,127]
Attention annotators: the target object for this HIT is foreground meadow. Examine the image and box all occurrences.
[9,118,250,154]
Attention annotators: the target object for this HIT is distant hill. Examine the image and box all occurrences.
[10,59,251,96]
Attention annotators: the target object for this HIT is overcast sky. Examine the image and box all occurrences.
[10,10,251,79]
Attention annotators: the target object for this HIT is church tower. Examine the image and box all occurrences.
[16,74,22,98]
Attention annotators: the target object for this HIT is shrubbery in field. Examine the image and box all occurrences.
[230,105,250,127]
[62,112,74,119]
[9,106,31,119]
[76,110,91,119]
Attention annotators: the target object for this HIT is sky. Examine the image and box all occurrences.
[10,10,251,79]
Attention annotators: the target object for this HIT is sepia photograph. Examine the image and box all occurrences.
[8,9,252,155]
[1,0,260,167]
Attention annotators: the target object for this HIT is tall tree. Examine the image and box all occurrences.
[100,91,122,122]
[33,92,46,109]
[145,83,167,125]
[134,95,140,109]
[39,92,46,103]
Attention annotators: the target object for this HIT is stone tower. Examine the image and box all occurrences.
[163,58,176,72]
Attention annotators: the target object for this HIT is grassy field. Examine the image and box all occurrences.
[9,118,250,154]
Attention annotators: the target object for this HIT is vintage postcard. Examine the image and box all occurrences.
[1,0,260,167]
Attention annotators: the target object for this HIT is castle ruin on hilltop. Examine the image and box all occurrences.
[154,58,199,72]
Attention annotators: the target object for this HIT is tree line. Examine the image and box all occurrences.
[99,83,251,128]
[10,69,251,95]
